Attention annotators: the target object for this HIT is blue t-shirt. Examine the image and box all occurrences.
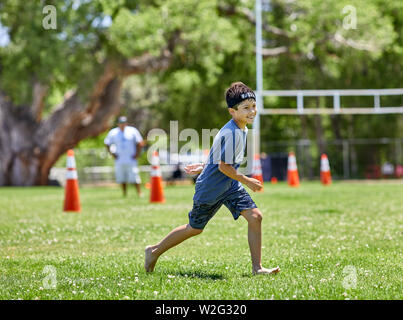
[193,119,248,204]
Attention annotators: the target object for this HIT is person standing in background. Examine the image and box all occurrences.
[104,116,145,197]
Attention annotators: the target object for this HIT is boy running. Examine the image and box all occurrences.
[145,82,280,275]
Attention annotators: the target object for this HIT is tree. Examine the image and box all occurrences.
[1,0,402,185]
[0,0,240,185]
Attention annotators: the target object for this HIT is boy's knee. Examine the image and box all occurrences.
[188,225,203,236]
[241,208,263,224]
[250,208,263,224]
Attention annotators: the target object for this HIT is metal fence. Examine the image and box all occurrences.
[262,138,403,180]
[50,149,189,186]
[50,138,403,185]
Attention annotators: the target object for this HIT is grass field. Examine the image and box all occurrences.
[0,181,402,300]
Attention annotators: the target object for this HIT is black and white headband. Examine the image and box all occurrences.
[226,91,256,108]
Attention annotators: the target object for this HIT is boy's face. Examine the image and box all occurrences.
[229,99,257,125]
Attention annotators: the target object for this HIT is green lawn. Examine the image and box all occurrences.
[0,181,402,300]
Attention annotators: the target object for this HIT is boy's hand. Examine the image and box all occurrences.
[244,177,263,192]
[184,163,205,175]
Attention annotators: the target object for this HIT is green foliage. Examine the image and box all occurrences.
[1,0,403,149]
[118,0,403,146]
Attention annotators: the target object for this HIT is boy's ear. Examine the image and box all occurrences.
[228,108,235,116]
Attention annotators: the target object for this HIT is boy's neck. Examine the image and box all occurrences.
[232,118,247,130]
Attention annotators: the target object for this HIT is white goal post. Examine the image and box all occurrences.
[259,89,403,115]
[254,0,403,155]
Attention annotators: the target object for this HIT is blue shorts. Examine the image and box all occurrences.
[188,188,257,230]
[115,163,141,184]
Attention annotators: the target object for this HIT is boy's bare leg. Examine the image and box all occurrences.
[240,208,280,275]
[145,224,203,272]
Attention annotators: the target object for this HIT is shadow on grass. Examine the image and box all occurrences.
[240,271,283,278]
[170,270,226,281]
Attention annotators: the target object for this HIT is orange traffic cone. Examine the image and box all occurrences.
[271,177,278,184]
[63,149,81,212]
[320,154,332,185]
[252,154,264,192]
[150,151,165,203]
[287,151,300,187]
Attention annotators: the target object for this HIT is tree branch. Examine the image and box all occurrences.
[35,76,123,184]
[85,61,119,115]
[122,30,181,76]
[260,46,289,57]
[31,28,182,184]
[31,81,48,122]
[122,50,173,76]
[333,32,377,52]
[218,3,290,38]
[72,78,123,143]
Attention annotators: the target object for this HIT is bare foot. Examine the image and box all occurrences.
[144,246,158,272]
[253,266,281,275]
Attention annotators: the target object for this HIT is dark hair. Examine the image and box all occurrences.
[225,82,256,109]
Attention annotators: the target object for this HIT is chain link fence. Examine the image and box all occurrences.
[50,149,191,186]
[262,138,403,180]
[50,138,403,185]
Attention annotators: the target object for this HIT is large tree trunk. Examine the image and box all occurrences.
[0,75,123,186]
[0,33,179,186]
[0,28,180,186]
[0,95,41,185]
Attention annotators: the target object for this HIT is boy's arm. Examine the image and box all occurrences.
[218,161,262,192]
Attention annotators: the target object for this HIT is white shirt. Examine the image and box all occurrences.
[104,126,143,165]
